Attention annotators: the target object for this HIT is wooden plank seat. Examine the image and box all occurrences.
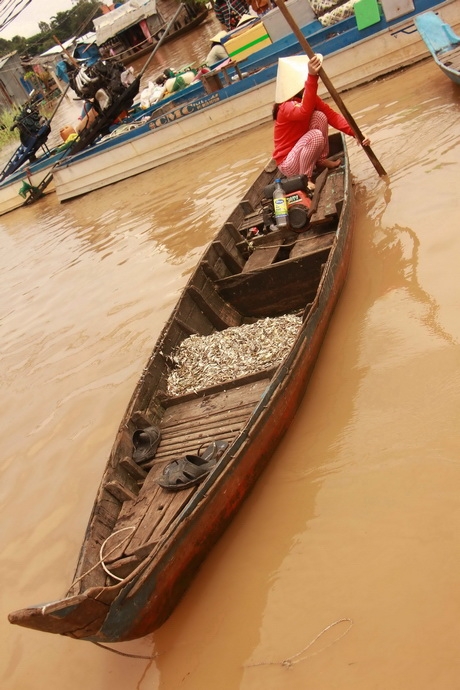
[101,375,272,575]
[216,243,333,318]
[186,284,242,330]
[289,230,336,260]
[242,231,290,272]
[243,242,283,272]
[242,228,336,273]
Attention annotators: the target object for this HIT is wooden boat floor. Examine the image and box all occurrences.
[104,375,272,575]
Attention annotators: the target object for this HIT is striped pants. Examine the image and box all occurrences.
[278,110,329,179]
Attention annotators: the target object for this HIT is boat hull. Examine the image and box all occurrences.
[0,161,57,216]
[100,194,354,642]
[54,80,276,202]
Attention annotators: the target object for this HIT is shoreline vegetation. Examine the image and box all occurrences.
[0,0,103,60]
[0,110,20,150]
[0,94,63,153]
[0,0,207,58]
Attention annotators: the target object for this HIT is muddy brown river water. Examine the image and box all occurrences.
[1,15,460,690]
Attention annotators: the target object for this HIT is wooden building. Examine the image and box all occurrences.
[0,52,30,112]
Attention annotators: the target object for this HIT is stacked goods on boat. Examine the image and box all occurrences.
[221,18,273,62]
[260,0,359,37]
[309,0,360,26]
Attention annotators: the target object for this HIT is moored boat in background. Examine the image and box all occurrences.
[93,0,209,65]
[1,0,458,216]
[51,0,460,203]
[415,11,460,83]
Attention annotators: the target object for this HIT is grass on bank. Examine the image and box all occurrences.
[0,91,62,152]
[0,109,20,149]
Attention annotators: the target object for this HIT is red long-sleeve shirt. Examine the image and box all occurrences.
[273,73,354,165]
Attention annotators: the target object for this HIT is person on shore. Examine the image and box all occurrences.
[272,54,370,179]
[214,0,250,30]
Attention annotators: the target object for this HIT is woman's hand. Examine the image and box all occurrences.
[361,137,371,146]
[308,54,322,75]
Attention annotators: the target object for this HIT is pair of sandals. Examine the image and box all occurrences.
[132,424,228,491]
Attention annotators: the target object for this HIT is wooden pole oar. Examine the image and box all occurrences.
[274,0,387,177]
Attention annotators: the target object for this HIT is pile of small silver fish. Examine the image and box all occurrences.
[167,314,302,396]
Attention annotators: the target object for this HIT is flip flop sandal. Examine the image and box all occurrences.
[132,425,161,463]
[157,439,228,491]
[197,439,228,464]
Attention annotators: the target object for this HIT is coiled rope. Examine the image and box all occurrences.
[70,526,135,588]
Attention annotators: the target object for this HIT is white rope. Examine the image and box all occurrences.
[69,526,135,588]
[247,617,353,669]
[99,527,137,582]
[92,641,158,660]
[101,122,144,141]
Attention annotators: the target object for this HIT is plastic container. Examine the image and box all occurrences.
[273,178,288,228]
[59,125,76,142]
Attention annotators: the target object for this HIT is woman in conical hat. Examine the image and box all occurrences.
[272,54,370,179]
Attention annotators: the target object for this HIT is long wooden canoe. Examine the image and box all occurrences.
[9,132,353,642]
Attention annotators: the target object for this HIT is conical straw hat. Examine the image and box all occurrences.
[274,54,323,103]
[237,14,255,25]
[210,30,227,43]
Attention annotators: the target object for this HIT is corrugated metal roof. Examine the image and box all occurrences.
[93,0,158,45]
[0,51,18,69]
[40,40,74,57]
[40,32,97,57]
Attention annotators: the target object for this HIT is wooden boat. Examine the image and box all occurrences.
[93,0,209,66]
[415,11,460,84]
[9,132,353,643]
